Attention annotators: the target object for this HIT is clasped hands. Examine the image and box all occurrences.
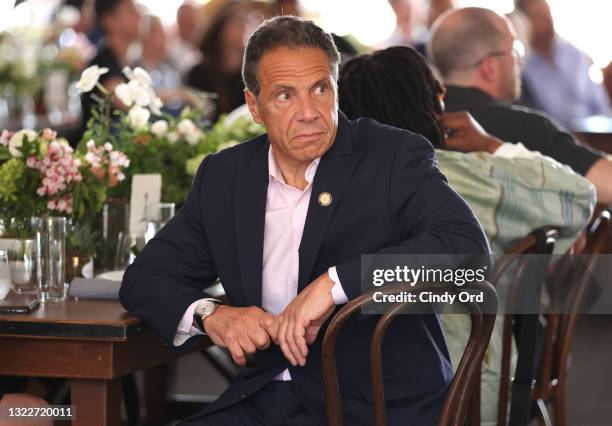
[203,272,336,367]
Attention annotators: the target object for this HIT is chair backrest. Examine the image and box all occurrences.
[533,210,610,422]
[556,209,610,364]
[495,228,558,426]
[321,280,498,426]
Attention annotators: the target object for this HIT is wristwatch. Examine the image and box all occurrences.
[192,299,220,332]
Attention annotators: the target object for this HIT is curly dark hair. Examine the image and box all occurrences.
[339,46,446,148]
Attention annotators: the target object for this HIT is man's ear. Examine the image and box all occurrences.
[478,58,497,84]
[244,89,263,124]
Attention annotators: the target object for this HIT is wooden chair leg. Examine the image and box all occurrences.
[553,382,567,426]
[467,370,480,426]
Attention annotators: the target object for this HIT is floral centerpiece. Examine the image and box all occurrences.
[77,65,209,204]
[77,65,265,205]
[0,127,129,257]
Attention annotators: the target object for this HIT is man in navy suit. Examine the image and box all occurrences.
[120,16,490,425]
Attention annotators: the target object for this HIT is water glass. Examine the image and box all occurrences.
[36,217,67,302]
[144,203,175,243]
[0,251,10,300]
[7,239,37,294]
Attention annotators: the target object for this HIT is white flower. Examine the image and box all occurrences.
[185,129,202,146]
[122,66,134,80]
[150,96,163,115]
[86,139,96,150]
[167,131,179,144]
[151,120,168,138]
[114,83,134,107]
[123,66,152,86]
[130,80,152,107]
[128,106,151,130]
[114,80,151,108]
[131,67,152,87]
[76,65,109,93]
[104,142,113,151]
[8,129,37,157]
[177,118,197,135]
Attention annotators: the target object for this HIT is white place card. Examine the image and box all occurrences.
[129,174,162,236]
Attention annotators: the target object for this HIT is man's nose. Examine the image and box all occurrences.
[296,95,318,122]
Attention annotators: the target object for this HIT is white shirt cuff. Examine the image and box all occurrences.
[172,298,218,346]
[328,266,348,305]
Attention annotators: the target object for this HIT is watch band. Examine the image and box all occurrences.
[192,300,220,333]
[193,313,206,332]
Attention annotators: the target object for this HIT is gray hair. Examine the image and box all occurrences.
[428,8,506,79]
[242,16,341,96]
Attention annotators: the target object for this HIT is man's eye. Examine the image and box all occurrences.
[277,92,290,101]
[315,85,327,95]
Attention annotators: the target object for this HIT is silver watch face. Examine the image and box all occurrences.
[195,301,216,317]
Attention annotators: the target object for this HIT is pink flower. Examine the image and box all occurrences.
[0,130,12,146]
[56,199,67,211]
[37,187,46,196]
[47,200,56,210]
[26,156,37,168]
[41,128,57,141]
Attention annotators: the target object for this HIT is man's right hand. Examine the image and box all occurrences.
[203,305,275,366]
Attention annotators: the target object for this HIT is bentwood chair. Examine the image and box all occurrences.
[533,210,610,426]
[491,228,558,426]
[321,280,498,426]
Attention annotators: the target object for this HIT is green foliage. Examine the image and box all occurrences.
[186,115,266,176]
[66,221,100,258]
[0,158,45,220]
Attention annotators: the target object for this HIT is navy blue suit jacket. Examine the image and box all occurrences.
[120,112,490,425]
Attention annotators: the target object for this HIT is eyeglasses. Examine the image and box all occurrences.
[472,40,525,68]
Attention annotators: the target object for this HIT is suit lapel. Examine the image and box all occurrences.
[298,113,362,290]
[235,138,269,307]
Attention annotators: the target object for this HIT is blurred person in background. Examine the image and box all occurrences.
[272,0,301,17]
[604,61,612,103]
[427,0,455,28]
[384,0,415,47]
[169,1,204,77]
[429,7,612,204]
[383,0,456,56]
[140,15,188,113]
[338,45,595,425]
[186,0,268,121]
[80,0,141,133]
[516,0,610,128]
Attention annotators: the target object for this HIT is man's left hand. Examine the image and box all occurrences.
[440,111,503,154]
[266,272,336,366]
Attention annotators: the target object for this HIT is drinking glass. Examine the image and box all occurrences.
[0,251,10,300]
[144,203,175,244]
[7,239,37,293]
[35,217,67,302]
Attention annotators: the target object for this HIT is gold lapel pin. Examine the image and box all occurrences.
[318,192,332,206]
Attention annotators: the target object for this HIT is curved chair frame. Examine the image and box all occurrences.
[495,228,558,426]
[322,280,498,426]
[533,210,610,426]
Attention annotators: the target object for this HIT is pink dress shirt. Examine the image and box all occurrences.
[174,147,348,381]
